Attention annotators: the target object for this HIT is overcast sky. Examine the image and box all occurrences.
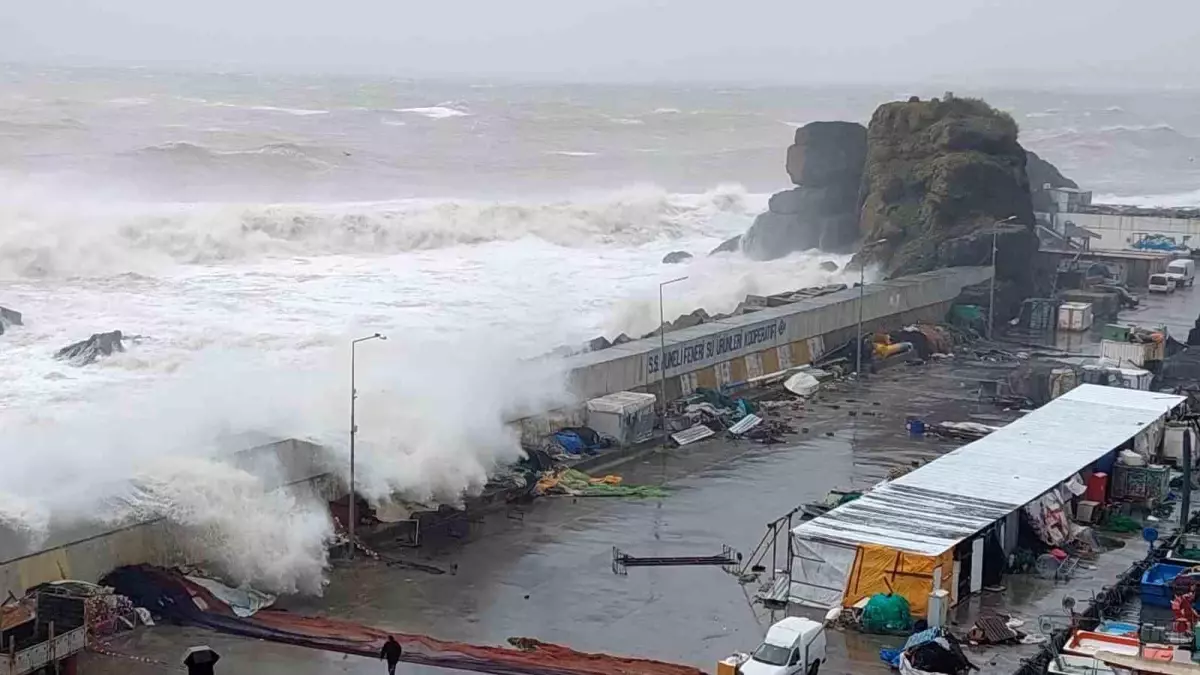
[2,0,1197,87]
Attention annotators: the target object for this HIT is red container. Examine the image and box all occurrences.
[1086,472,1108,503]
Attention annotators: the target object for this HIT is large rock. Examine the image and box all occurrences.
[743,122,867,260]
[709,235,742,256]
[0,306,21,336]
[662,250,693,264]
[1026,150,1078,212]
[857,96,1039,320]
[55,330,126,366]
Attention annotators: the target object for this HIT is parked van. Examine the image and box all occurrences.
[1168,258,1196,288]
[1149,273,1177,294]
[737,618,827,675]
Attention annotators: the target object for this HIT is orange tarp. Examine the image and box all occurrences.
[842,544,954,617]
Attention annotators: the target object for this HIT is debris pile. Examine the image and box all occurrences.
[534,469,668,499]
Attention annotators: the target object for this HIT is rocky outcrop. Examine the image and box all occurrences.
[709,235,742,256]
[55,330,126,366]
[742,122,867,260]
[662,251,693,264]
[857,96,1039,320]
[1026,150,1078,212]
[0,306,21,336]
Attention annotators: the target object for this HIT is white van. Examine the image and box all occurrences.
[739,618,827,675]
[1149,273,1177,294]
[1168,258,1196,288]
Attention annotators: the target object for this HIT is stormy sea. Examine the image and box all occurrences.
[1,63,1198,591]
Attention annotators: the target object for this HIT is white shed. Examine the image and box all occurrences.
[585,391,657,446]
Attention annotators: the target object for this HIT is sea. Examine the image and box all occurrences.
[2,63,1199,592]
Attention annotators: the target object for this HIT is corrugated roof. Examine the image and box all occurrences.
[793,385,1184,555]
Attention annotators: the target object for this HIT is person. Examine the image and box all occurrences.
[380,635,403,675]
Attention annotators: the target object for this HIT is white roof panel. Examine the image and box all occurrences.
[793,385,1184,556]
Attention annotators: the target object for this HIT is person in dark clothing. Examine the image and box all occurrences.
[381,636,403,675]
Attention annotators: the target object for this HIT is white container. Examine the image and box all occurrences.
[585,391,657,446]
[1163,423,1197,467]
[1057,302,1094,332]
[1099,339,1163,367]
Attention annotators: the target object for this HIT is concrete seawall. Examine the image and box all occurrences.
[0,266,990,597]
[0,439,337,598]
[519,266,992,440]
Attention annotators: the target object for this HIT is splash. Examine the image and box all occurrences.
[0,335,573,593]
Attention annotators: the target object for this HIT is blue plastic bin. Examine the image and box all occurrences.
[1141,563,1188,608]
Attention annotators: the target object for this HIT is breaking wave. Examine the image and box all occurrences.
[0,184,759,278]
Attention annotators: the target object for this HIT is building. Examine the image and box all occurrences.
[776,385,1184,617]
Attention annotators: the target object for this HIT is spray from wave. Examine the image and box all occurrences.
[0,336,572,593]
[0,183,759,278]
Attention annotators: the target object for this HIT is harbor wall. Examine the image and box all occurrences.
[518,266,992,442]
[0,439,336,598]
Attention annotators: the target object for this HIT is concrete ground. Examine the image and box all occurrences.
[81,289,1200,675]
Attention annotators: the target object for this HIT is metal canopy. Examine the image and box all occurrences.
[793,385,1184,556]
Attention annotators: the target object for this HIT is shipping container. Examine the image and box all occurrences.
[1057,302,1094,332]
[1099,339,1165,367]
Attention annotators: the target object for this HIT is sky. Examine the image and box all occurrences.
[2,0,1199,87]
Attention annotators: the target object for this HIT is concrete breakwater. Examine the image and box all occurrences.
[519,265,992,439]
[0,266,991,597]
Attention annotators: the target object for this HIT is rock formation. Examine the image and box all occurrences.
[0,306,21,336]
[742,122,867,260]
[1026,150,1078,212]
[857,96,1040,319]
[661,251,693,264]
[709,235,742,256]
[55,330,126,366]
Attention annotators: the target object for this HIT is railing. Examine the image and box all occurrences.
[0,626,86,675]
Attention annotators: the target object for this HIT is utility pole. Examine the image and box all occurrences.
[658,276,688,447]
[349,332,386,558]
[989,216,1018,340]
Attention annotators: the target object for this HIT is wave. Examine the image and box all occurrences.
[127,141,334,170]
[206,102,330,116]
[1095,188,1200,209]
[607,117,644,126]
[394,106,470,119]
[0,184,760,278]
[544,150,598,157]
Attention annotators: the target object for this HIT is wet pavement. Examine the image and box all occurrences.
[82,287,1200,675]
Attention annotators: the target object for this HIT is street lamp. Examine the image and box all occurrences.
[658,276,688,446]
[856,239,889,378]
[988,215,1019,340]
[348,332,386,558]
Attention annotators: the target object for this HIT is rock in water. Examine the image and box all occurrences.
[742,122,867,260]
[0,306,22,336]
[858,96,1039,321]
[709,235,742,255]
[1025,150,1078,212]
[661,251,693,264]
[55,330,126,366]
[819,260,840,272]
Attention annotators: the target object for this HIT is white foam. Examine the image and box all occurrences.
[608,117,644,126]
[245,105,330,116]
[651,107,681,114]
[545,150,598,157]
[394,106,470,119]
[1095,189,1200,208]
[0,184,757,278]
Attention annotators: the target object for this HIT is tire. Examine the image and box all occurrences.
[807,661,820,675]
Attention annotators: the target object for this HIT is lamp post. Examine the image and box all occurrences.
[856,239,889,378]
[989,215,1018,340]
[349,332,386,558]
[658,276,688,446]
